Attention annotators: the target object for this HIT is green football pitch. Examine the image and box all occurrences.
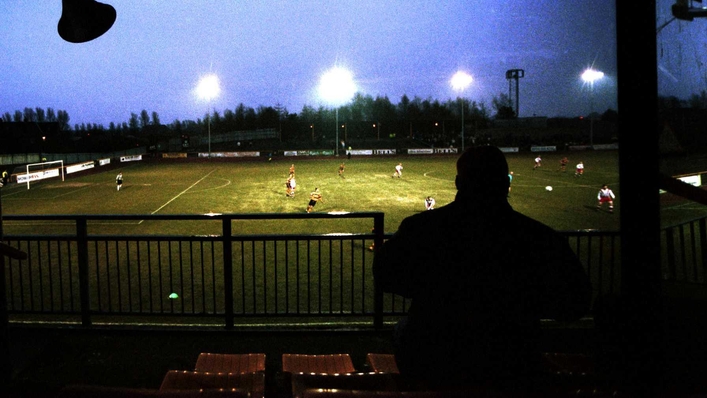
[0,149,701,235]
[0,151,612,232]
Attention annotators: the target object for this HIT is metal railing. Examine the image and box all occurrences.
[2,213,386,328]
[6,212,701,328]
[662,216,707,284]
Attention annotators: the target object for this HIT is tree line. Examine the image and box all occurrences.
[1,89,632,152]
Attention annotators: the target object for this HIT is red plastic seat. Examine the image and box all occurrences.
[282,353,356,374]
[365,353,400,374]
[301,389,476,398]
[159,370,264,398]
[291,372,400,398]
[194,353,266,374]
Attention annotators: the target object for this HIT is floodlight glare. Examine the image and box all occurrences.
[450,71,473,91]
[195,74,220,158]
[580,68,604,147]
[581,69,604,84]
[451,71,473,152]
[318,67,356,156]
[196,74,221,101]
[318,67,356,105]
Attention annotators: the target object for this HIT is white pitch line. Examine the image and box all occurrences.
[520,172,620,189]
[422,171,454,182]
[141,169,217,222]
[52,184,96,199]
[187,177,232,192]
[1,188,26,198]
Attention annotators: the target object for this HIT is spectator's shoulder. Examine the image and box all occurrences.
[398,202,458,229]
[509,211,576,254]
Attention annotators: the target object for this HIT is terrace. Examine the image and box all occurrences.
[0,209,705,396]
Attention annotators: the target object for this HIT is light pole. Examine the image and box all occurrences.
[318,67,356,156]
[196,74,220,158]
[581,68,604,147]
[451,71,473,152]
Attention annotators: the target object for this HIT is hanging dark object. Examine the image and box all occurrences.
[672,0,707,21]
[58,0,116,43]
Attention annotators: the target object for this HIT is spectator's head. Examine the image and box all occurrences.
[455,146,510,199]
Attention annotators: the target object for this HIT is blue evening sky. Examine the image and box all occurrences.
[1,1,668,128]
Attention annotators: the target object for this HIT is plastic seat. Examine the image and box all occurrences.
[541,352,595,376]
[540,352,597,392]
[282,353,356,374]
[301,389,475,398]
[58,384,250,397]
[291,372,400,398]
[365,353,400,374]
[159,370,264,398]
[194,353,266,374]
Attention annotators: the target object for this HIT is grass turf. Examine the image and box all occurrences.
[5,150,707,324]
[2,149,706,235]
[1,150,622,235]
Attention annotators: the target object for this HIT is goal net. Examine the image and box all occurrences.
[17,160,65,189]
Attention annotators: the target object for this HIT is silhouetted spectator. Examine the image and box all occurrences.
[373,146,592,391]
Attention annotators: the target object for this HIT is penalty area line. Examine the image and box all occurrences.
[139,169,217,224]
[52,184,96,199]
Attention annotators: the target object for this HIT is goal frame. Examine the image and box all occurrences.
[24,160,64,190]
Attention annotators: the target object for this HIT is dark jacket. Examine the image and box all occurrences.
[373,195,592,389]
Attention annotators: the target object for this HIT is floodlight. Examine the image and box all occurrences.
[318,67,356,105]
[318,67,356,155]
[196,74,221,101]
[450,71,473,91]
[580,68,604,147]
[195,74,220,158]
[581,69,604,84]
[450,71,473,151]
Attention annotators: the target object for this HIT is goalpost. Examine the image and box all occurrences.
[20,160,65,190]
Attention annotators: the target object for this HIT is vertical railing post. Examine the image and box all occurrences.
[76,217,91,327]
[665,228,675,280]
[373,213,385,329]
[223,217,234,329]
[700,218,707,282]
[0,255,9,385]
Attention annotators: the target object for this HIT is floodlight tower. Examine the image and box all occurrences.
[581,68,604,147]
[319,67,356,156]
[451,71,473,151]
[196,74,221,158]
[505,69,525,118]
